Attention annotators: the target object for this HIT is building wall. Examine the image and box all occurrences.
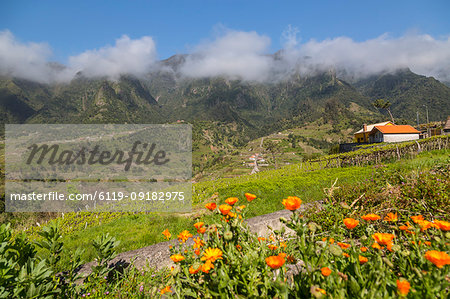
[369,131,384,143]
[384,134,419,143]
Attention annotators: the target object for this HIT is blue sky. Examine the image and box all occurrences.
[2,0,449,61]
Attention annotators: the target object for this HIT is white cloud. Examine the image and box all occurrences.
[68,35,157,79]
[279,32,450,82]
[1,29,450,84]
[0,30,59,83]
[180,29,273,82]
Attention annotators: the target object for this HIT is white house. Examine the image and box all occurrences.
[368,125,420,143]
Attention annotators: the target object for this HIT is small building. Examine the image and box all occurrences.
[368,125,420,143]
[443,116,450,135]
[354,121,394,143]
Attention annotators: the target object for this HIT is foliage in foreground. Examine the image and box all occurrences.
[164,194,449,298]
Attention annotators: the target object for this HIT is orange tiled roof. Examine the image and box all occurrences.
[372,125,420,134]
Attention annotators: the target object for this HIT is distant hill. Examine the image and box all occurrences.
[1,62,450,171]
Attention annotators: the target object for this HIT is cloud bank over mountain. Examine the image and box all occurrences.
[1,28,449,83]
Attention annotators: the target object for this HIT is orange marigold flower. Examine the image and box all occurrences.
[372,242,382,250]
[198,227,206,234]
[372,233,395,246]
[361,247,368,252]
[245,193,257,202]
[384,212,398,222]
[343,253,350,258]
[205,202,217,211]
[194,249,201,256]
[218,204,232,215]
[424,241,431,246]
[178,230,193,243]
[425,250,450,268]
[397,280,410,296]
[337,242,351,249]
[434,220,450,231]
[228,212,237,218]
[321,267,332,277]
[361,213,381,221]
[162,229,171,240]
[268,244,278,250]
[316,288,326,295]
[193,237,205,249]
[265,255,285,269]
[322,237,327,242]
[399,222,411,231]
[236,244,242,251]
[160,286,172,295]
[189,265,200,274]
[278,252,286,258]
[194,222,204,229]
[170,254,185,263]
[343,218,359,229]
[201,247,223,262]
[282,196,302,211]
[411,215,424,223]
[329,238,335,244]
[280,242,287,248]
[359,255,368,264]
[417,220,438,231]
[258,237,266,242]
[225,197,238,206]
[201,260,214,273]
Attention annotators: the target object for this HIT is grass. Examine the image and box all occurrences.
[52,148,449,263]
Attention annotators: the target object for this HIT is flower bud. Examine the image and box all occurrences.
[382,257,394,268]
[329,244,343,256]
[279,217,288,223]
[224,230,233,240]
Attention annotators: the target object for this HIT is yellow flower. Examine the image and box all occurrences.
[282,196,302,211]
[425,250,450,268]
[218,204,232,215]
[268,244,278,250]
[245,193,257,202]
[225,197,238,205]
[160,286,172,295]
[162,229,171,240]
[201,247,223,262]
[434,220,450,231]
[170,254,184,263]
[359,255,368,264]
[343,218,359,229]
[178,230,193,243]
[361,213,381,221]
[193,237,205,249]
[321,267,331,277]
[265,255,285,269]
[384,212,398,222]
[396,279,410,296]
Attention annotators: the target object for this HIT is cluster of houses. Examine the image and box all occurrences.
[354,116,450,144]
[353,121,420,143]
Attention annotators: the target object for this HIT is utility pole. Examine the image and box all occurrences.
[423,104,429,124]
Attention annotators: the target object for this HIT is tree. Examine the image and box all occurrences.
[263,139,282,169]
[373,99,395,124]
